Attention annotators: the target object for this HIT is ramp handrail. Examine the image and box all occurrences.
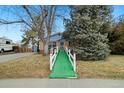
[65,47,76,72]
[50,46,59,71]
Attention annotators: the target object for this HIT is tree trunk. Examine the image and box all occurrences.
[44,36,50,55]
[44,42,48,55]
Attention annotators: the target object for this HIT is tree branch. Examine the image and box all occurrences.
[0,19,24,24]
[22,5,34,23]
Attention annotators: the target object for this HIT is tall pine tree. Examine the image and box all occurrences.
[64,6,112,60]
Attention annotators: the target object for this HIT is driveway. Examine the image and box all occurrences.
[0,53,33,63]
[0,78,124,88]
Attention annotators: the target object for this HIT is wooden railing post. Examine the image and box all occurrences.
[68,49,71,59]
[73,53,76,72]
[50,53,52,71]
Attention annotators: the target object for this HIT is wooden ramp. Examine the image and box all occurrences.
[49,49,77,78]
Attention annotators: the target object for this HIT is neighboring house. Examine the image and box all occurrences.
[39,32,69,54]
[0,37,13,53]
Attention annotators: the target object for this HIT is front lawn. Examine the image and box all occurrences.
[0,54,124,79]
[77,55,124,79]
[0,54,50,79]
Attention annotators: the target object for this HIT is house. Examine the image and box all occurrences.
[39,32,69,54]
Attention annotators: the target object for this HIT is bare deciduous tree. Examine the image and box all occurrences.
[0,5,58,55]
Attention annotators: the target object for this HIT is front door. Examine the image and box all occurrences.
[60,42,64,48]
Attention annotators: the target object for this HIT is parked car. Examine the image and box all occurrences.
[0,37,13,53]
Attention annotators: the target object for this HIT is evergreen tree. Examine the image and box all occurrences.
[64,6,112,60]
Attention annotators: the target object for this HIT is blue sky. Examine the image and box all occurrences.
[0,5,124,43]
[112,5,124,18]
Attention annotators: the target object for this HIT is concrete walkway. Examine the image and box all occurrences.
[0,53,33,63]
[0,78,124,88]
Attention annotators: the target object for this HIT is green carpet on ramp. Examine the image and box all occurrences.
[49,49,77,78]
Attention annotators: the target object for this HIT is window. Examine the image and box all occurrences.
[6,41,11,44]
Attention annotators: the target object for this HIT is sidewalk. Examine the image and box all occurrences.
[0,78,124,88]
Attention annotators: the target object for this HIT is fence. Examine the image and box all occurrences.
[13,46,32,53]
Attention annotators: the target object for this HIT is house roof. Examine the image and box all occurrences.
[44,32,65,42]
[50,32,63,42]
